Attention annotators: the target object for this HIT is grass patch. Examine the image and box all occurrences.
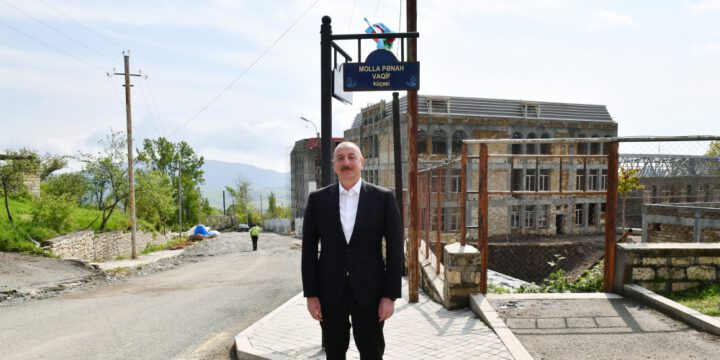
[1,197,135,252]
[142,237,188,255]
[667,283,720,317]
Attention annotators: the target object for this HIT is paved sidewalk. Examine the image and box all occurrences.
[235,278,513,360]
[91,249,185,271]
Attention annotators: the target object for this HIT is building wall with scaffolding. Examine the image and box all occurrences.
[289,137,343,219]
[343,95,618,237]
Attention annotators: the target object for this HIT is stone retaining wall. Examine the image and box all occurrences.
[45,230,171,262]
[614,243,720,294]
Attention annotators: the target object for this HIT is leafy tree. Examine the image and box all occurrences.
[136,170,176,233]
[0,149,39,223]
[39,154,67,181]
[42,172,88,204]
[32,193,73,233]
[618,167,644,229]
[268,191,277,217]
[78,130,128,231]
[707,141,720,156]
[226,178,252,224]
[137,137,205,228]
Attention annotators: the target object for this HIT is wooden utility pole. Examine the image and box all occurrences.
[406,0,419,303]
[114,53,142,259]
[178,166,183,238]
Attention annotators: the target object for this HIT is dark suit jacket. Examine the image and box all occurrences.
[302,181,403,308]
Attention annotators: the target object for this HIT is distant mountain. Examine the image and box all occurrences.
[200,160,289,210]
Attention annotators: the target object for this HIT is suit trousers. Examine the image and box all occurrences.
[322,277,385,360]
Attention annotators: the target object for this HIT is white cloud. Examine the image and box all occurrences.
[584,9,637,32]
[690,0,720,15]
[690,43,720,56]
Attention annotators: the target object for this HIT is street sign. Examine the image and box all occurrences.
[343,49,419,92]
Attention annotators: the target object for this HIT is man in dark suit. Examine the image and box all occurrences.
[302,141,403,360]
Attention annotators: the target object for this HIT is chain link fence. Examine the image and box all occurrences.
[618,139,720,243]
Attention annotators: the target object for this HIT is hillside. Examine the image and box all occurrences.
[200,160,289,210]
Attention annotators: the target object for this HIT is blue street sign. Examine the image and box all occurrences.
[343,49,419,92]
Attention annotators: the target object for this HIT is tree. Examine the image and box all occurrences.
[41,172,88,204]
[226,178,252,224]
[136,170,176,233]
[706,141,720,156]
[618,167,644,229]
[268,191,277,218]
[137,137,205,228]
[40,154,67,181]
[0,149,39,223]
[78,130,128,231]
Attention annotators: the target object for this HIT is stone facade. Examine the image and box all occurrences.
[643,203,720,243]
[45,230,171,262]
[614,243,720,294]
[343,95,617,237]
[443,242,481,309]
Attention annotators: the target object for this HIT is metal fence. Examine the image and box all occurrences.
[411,136,720,294]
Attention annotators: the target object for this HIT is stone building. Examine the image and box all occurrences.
[618,154,720,228]
[342,94,618,237]
[290,137,344,218]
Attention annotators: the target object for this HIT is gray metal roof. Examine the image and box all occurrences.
[351,95,614,128]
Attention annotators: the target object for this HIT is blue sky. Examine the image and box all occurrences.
[1,0,719,172]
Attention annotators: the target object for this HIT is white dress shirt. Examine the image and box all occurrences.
[339,179,362,244]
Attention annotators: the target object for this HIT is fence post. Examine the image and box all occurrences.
[425,172,431,258]
[436,167,443,274]
[479,143,489,294]
[604,141,619,292]
[460,144,467,246]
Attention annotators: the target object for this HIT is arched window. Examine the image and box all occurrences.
[526,133,538,154]
[432,129,447,155]
[511,132,523,154]
[540,133,551,154]
[603,135,611,155]
[577,134,588,155]
[418,129,427,154]
[451,130,467,155]
[591,135,600,155]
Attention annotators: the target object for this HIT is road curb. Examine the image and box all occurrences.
[234,291,305,359]
[470,293,533,360]
[624,284,720,336]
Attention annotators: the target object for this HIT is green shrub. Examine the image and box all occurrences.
[516,255,604,293]
[0,222,41,254]
[32,194,73,233]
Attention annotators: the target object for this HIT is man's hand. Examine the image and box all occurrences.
[378,297,395,321]
[306,296,323,321]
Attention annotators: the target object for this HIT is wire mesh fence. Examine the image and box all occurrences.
[399,136,720,294]
[618,139,720,243]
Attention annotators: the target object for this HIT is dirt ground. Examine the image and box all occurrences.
[0,252,99,299]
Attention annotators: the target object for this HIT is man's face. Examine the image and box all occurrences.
[333,143,364,184]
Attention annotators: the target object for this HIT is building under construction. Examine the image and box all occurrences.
[342,94,618,236]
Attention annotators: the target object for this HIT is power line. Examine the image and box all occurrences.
[144,77,166,136]
[136,79,164,138]
[347,0,358,32]
[0,21,107,72]
[38,0,124,51]
[2,0,119,65]
[169,0,320,136]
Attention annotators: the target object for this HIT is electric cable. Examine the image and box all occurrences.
[38,0,125,51]
[0,20,107,72]
[169,0,320,136]
[2,0,119,65]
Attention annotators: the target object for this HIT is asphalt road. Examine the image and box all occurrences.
[0,232,302,360]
